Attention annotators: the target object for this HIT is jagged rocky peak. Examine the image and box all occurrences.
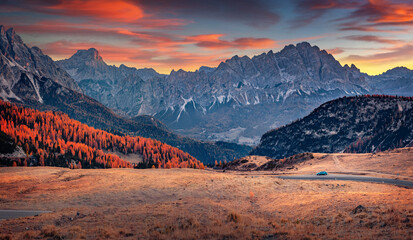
[0,25,10,55]
[170,69,192,77]
[381,66,412,76]
[279,41,326,57]
[59,48,161,81]
[119,64,132,70]
[57,48,110,81]
[6,27,22,43]
[70,48,104,63]
[3,27,24,46]
[343,64,361,72]
[198,66,215,73]
[0,26,81,97]
[296,41,312,49]
[0,26,29,62]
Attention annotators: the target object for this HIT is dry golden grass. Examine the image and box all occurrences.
[0,166,412,239]
[246,147,413,180]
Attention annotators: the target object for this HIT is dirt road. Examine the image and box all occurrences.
[0,210,51,220]
[278,174,413,187]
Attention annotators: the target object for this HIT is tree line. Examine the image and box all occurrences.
[0,100,204,169]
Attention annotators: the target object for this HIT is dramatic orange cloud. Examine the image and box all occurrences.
[12,21,186,51]
[327,48,345,55]
[295,0,413,31]
[342,35,404,45]
[186,34,276,50]
[366,0,413,25]
[47,0,145,22]
[339,0,413,31]
[13,19,276,68]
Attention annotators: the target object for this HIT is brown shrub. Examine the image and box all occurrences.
[41,225,60,238]
[227,212,241,223]
[22,230,38,239]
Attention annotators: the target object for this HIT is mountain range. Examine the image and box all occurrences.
[57,43,412,145]
[250,95,413,159]
[1,25,412,165]
[0,25,250,164]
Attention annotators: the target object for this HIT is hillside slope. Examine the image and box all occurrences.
[0,100,204,169]
[250,95,413,159]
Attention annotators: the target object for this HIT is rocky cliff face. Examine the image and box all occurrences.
[0,25,81,102]
[250,95,413,158]
[60,42,376,144]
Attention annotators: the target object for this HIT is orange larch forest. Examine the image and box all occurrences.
[0,100,204,169]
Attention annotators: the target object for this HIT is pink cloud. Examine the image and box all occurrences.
[186,34,276,50]
[38,40,234,73]
[47,0,144,23]
[342,43,413,63]
[327,48,345,55]
[342,35,404,45]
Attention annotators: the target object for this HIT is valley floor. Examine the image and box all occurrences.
[0,165,412,239]
[230,148,413,181]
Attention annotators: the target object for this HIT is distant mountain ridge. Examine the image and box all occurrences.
[58,42,412,145]
[250,95,413,159]
[368,67,413,96]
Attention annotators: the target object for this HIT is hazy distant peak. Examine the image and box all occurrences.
[381,66,412,76]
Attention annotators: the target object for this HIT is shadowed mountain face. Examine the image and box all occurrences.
[250,95,413,159]
[57,42,411,145]
[0,27,251,164]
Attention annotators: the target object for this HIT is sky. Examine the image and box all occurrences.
[0,0,412,75]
